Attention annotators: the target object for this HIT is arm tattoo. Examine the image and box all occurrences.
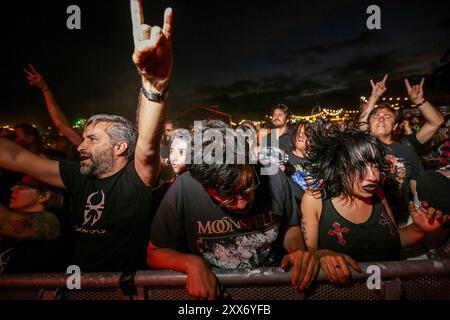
[0,211,60,241]
[301,220,308,243]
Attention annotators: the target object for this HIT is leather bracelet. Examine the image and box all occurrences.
[41,87,49,93]
[414,100,426,107]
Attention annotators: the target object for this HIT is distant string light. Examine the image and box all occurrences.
[379,97,408,102]
[236,96,413,125]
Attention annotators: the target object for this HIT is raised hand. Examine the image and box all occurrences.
[400,119,413,135]
[409,201,448,233]
[23,64,48,91]
[130,0,173,93]
[369,74,388,100]
[405,78,425,105]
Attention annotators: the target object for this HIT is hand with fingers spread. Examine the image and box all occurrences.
[405,78,425,105]
[24,64,48,91]
[281,250,320,291]
[369,74,388,101]
[313,249,361,286]
[409,201,448,233]
[130,0,173,93]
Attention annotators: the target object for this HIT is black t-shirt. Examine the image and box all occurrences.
[416,170,450,214]
[286,151,305,166]
[404,133,421,150]
[0,235,68,274]
[284,151,309,204]
[265,132,293,153]
[318,197,401,262]
[151,168,298,269]
[385,141,424,184]
[59,160,154,272]
[384,141,424,224]
[404,133,430,156]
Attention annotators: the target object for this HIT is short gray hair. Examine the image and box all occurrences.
[85,114,137,160]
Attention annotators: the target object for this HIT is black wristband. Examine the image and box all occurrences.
[414,100,426,107]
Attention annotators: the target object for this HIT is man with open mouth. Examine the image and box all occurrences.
[0,0,172,272]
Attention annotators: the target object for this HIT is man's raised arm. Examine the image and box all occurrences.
[404,78,444,144]
[130,0,173,187]
[24,64,82,147]
[0,138,64,188]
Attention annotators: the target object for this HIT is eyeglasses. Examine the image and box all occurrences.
[213,166,260,207]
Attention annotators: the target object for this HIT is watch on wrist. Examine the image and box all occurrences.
[141,86,168,102]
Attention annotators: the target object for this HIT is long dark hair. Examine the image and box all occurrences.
[291,121,312,146]
[306,124,388,199]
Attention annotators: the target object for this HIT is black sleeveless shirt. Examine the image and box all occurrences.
[318,197,401,262]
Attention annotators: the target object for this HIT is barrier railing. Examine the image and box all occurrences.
[1,259,449,300]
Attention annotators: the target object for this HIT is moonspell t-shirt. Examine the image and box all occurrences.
[151,167,298,269]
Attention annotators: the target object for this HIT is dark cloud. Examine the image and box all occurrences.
[309,31,384,53]
[191,74,301,100]
[290,79,331,95]
[326,52,398,81]
[267,32,384,65]
[260,74,299,92]
[176,75,334,120]
[193,80,258,98]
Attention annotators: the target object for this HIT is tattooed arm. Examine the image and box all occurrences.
[301,191,361,285]
[0,203,60,240]
[280,225,320,290]
[300,191,321,252]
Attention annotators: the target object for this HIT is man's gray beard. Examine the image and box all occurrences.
[79,148,115,177]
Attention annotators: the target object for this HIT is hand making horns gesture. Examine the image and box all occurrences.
[404,77,425,105]
[130,0,173,93]
[369,74,388,100]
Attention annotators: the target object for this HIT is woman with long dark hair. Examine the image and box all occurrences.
[301,125,448,285]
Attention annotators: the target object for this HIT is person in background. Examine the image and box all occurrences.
[161,120,180,165]
[23,64,82,148]
[284,121,318,204]
[358,75,443,224]
[0,175,67,274]
[267,104,293,152]
[169,131,189,176]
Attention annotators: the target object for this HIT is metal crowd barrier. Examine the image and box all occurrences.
[0,259,449,300]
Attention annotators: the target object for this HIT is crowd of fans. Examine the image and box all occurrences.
[1,1,449,300]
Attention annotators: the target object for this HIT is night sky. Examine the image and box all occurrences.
[2,0,450,128]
